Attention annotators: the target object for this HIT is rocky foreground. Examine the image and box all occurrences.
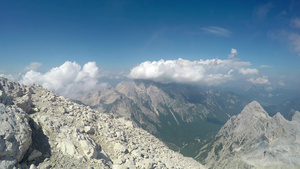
[0,78,205,169]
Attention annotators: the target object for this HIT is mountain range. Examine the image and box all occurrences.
[1,77,300,169]
[77,80,249,155]
[78,80,300,166]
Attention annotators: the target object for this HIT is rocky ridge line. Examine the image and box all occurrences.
[0,77,205,169]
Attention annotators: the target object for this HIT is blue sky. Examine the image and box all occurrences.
[1,0,300,95]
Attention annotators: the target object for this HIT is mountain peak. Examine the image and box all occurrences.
[218,101,270,136]
[205,100,300,168]
[247,100,260,106]
[240,100,269,119]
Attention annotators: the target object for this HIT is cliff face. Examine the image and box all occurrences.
[203,101,300,169]
[0,78,205,169]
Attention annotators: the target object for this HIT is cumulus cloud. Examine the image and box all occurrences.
[228,48,238,59]
[24,62,42,71]
[0,63,42,81]
[238,68,259,75]
[247,76,271,85]
[201,26,231,37]
[128,58,255,86]
[20,61,108,99]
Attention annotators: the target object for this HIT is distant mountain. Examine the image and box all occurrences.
[230,84,300,117]
[201,101,300,168]
[78,80,249,157]
[283,98,300,120]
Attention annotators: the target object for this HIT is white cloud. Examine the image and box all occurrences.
[260,65,272,68]
[227,69,234,75]
[20,61,108,99]
[228,48,238,59]
[128,58,255,86]
[247,76,271,85]
[291,18,300,29]
[238,68,259,75]
[24,62,42,71]
[201,26,231,37]
[1,62,42,81]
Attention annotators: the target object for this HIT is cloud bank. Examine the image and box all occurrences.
[20,61,109,99]
[128,57,258,86]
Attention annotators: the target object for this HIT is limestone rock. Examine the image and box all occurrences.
[0,103,32,168]
[84,126,95,135]
[0,89,12,105]
[15,94,33,113]
[57,138,78,156]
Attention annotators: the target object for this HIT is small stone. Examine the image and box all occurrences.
[28,149,42,161]
[32,107,39,112]
[49,96,56,102]
[38,162,52,169]
[29,164,38,169]
[32,121,41,130]
[113,158,123,165]
[84,126,95,134]
[57,107,66,114]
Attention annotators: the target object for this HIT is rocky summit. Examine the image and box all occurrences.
[0,77,205,169]
[202,101,300,169]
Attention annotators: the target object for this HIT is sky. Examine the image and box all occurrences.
[1,0,300,98]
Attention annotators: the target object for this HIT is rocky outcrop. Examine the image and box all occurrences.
[0,77,205,169]
[202,101,300,169]
[0,79,33,113]
[0,104,32,168]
